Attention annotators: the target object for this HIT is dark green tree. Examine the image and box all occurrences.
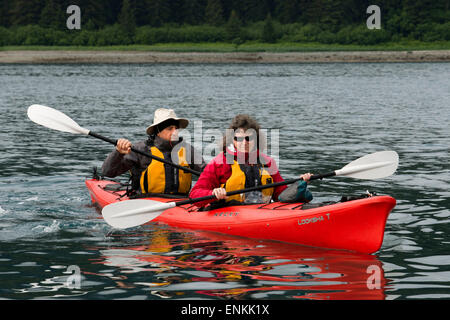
[118,0,136,34]
[135,0,151,26]
[8,0,41,26]
[262,13,277,42]
[146,0,171,27]
[1,0,449,44]
[0,0,10,27]
[226,9,242,40]
[67,0,111,29]
[301,0,323,24]
[338,0,367,25]
[183,0,204,25]
[39,0,65,29]
[276,0,301,24]
[168,0,185,24]
[238,0,268,23]
[101,0,122,26]
[205,0,224,26]
[402,0,434,25]
[319,0,346,31]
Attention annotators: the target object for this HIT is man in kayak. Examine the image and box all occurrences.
[189,114,313,207]
[102,108,206,196]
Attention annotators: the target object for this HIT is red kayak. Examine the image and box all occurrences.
[85,179,396,254]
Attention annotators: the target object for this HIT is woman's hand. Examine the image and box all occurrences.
[116,138,132,155]
[300,173,313,182]
[212,188,227,200]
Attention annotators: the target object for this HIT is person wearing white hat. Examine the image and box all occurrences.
[101,108,205,196]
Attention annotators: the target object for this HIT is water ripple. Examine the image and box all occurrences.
[0,63,449,300]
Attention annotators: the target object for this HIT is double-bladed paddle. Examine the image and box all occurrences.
[102,150,399,229]
[27,104,201,176]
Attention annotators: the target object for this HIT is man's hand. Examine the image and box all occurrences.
[116,138,132,155]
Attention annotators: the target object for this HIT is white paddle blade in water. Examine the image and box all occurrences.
[102,199,176,229]
[335,151,399,179]
[27,104,90,135]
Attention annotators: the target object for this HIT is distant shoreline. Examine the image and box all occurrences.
[1,50,450,63]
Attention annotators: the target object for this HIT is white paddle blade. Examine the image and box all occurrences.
[102,199,176,229]
[335,151,399,179]
[27,104,90,135]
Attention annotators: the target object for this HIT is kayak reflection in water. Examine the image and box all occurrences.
[101,108,206,197]
[189,114,313,208]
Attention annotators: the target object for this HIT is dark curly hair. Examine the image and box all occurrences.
[221,114,267,152]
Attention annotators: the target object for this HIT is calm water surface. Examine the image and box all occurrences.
[0,63,449,300]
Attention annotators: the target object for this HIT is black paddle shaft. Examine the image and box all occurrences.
[87,131,201,176]
[175,170,337,206]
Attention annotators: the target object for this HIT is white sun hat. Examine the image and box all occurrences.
[146,108,189,135]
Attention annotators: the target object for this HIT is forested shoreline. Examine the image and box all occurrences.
[0,0,449,47]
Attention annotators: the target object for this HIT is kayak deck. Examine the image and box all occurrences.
[86,179,396,254]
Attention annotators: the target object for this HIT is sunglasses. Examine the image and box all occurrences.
[234,135,255,142]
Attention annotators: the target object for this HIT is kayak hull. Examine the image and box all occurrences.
[86,179,396,254]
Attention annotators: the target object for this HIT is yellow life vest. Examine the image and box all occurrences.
[222,160,274,203]
[140,146,192,195]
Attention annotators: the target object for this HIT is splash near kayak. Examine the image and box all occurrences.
[85,179,396,254]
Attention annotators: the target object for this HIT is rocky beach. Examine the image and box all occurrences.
[1,50,450,63]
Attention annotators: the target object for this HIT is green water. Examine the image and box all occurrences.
[0,63,449,300]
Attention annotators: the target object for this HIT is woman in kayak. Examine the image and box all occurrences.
[189,114,313,207]
[102,108,205,196]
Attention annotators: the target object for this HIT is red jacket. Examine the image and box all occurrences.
[189,147,287,207]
